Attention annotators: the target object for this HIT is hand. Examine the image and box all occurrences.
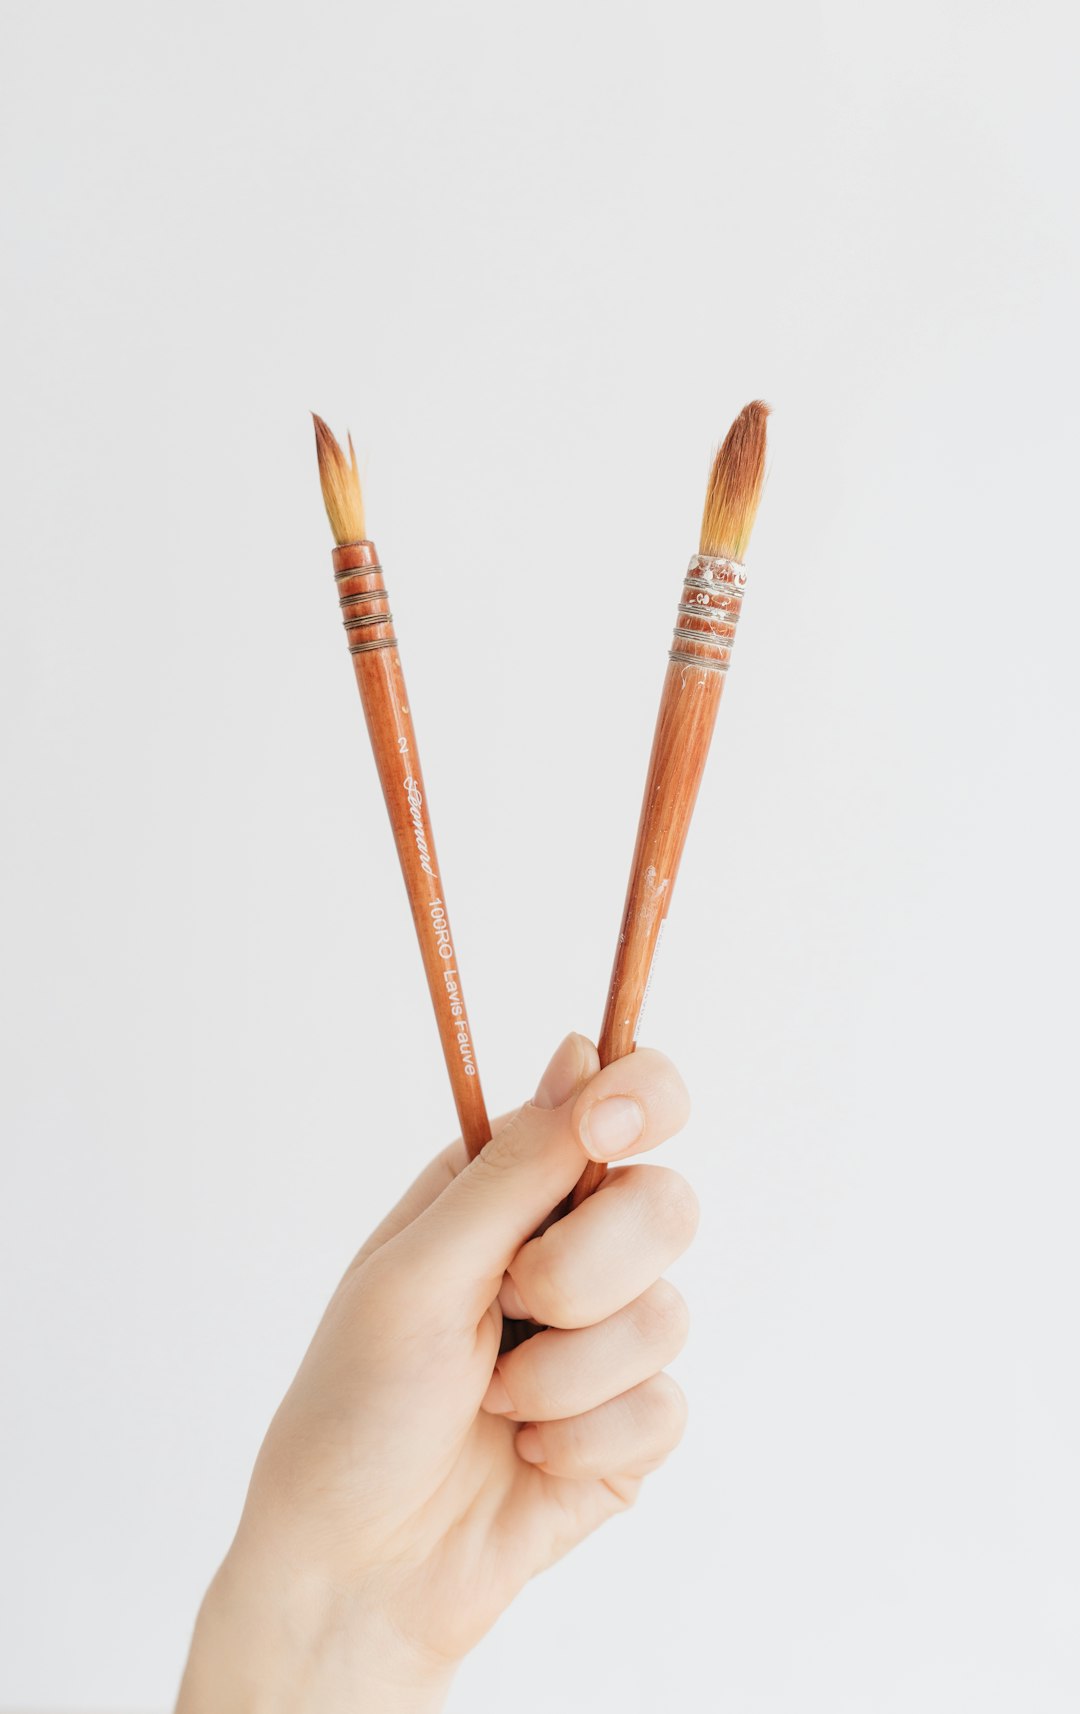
[176,1033,696,1712]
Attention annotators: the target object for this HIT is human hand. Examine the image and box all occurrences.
[176,1033,696,1712]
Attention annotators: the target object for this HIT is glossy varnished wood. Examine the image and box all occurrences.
[572,561,744,1204]
[333,541,490,1157]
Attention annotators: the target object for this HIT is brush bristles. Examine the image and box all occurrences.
[312,414,366,545]
[699,400,770,561]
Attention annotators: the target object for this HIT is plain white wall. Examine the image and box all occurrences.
[2,1,1078,1708]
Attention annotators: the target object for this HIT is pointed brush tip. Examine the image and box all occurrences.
[312,413,334,463]
[699,398,771,559]
[311,413,366,545]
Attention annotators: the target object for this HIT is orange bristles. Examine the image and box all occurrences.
[312,414,366,546]
[699,400,770,561]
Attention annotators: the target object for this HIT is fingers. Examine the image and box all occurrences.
[532,1033,599,1113]
[482,1279,689,1421]
[572,1048,691,1163]
[350,1036,593,1270]
[505,1162,699,1328]
[384,1038,690,1331]
[349,1099,523,1271]
[390,1033,600,1314]
[349,1138,468,1271]
[514,1372,688,1480]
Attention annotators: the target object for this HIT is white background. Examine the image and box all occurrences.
[2,1,1078,1708]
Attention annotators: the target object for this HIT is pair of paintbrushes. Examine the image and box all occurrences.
[313,402,768,1207]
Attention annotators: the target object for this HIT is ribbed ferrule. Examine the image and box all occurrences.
[667,553,747,673]
[332,540,397,655]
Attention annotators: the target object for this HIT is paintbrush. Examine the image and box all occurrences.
[313,416,491,1158]
[572,401,769,1205]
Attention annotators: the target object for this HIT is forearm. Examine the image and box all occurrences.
[175,1545,454,1714]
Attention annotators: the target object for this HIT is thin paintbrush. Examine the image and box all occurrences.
[313,416,490,1157]
[572,401,769,1206]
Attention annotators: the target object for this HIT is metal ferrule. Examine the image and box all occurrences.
[332,551,398,655]
[667,553,747,673]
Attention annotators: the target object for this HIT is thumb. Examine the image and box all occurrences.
[396,1033,599,1318]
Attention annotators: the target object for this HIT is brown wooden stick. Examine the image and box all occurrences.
[313,413,490,1157]
[572,402,768,1206]
[330,540,490,1157]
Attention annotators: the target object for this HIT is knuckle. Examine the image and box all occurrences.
[649,1168,700,1252]
[476,1107,533,1173]
[633,1279,690,1354]
[647,1372,689,1446]
[635,1048,692,1128]
[513,1233,578,1329]
[505,1345,565,1420]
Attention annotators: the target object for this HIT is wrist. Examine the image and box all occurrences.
[175,1538,454,1714]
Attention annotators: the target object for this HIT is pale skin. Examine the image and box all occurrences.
[176,1033,698,1712]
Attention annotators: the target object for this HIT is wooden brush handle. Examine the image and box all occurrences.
[333,541,490,1158]
[572,556,747,1205]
